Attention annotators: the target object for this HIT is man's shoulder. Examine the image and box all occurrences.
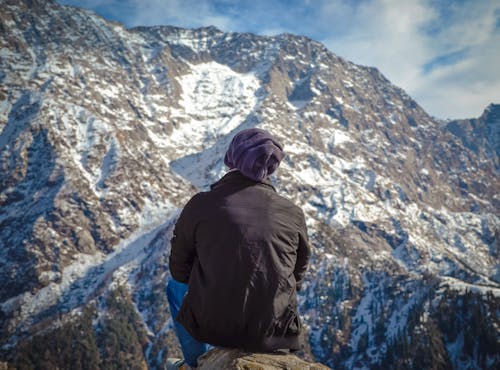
[271,191,305,217]
[183,191,208,210]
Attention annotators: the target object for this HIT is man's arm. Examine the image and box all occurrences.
[294,210,311,291]
[169,195,199,283]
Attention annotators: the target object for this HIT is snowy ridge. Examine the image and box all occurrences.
[163,26,223,53]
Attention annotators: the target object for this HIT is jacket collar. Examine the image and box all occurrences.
[210,170,277,192]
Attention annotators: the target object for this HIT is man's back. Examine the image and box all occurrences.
[169,170,310,351]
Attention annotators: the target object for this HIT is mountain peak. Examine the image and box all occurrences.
[484,102,500,117]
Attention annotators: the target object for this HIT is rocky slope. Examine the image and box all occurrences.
[0,0,499,369]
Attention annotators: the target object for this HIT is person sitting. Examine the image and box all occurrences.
[166,128,311,369]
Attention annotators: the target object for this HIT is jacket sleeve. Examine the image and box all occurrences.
[294,210,311,292]
[169,194,199,283]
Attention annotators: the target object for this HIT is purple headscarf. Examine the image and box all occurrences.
[224,128,285,182]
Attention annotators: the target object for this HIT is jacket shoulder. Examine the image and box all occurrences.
[272,192,306,222]
[180,192,207,213]
[273,191,303,211]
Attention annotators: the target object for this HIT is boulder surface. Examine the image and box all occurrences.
[197,348,331,369]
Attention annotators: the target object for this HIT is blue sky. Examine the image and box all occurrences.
[57,0,500,119]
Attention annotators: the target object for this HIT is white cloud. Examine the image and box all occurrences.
[414,31,500,119]
[321,1,435,93]
[411,1,500,118]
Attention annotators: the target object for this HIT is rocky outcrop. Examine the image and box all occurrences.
[197,349,330,370]
[445,103,500,170]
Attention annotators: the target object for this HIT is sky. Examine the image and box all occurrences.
[57,0,500,120]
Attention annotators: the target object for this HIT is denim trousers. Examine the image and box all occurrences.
[166,278,209,367]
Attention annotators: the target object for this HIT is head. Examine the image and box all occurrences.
[224,128,285,182]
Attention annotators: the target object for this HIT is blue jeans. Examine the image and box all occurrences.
[166,278,209,367]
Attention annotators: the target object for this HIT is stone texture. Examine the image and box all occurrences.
[197,349,331,370]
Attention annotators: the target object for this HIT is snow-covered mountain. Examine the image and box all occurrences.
[0,0,498,368]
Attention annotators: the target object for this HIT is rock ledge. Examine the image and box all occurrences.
[197,348,330,369]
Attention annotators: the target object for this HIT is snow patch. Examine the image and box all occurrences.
[169,61,262,153]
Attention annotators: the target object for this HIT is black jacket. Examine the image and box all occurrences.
[169,170,311,351]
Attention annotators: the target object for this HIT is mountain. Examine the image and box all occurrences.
[0,0,499,369]
[444,103,500,172]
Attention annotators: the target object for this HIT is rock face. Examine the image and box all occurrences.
[197,349,330,370]
[445,103,500,173]
[0,0,499,369]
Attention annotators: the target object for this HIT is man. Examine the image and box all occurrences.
[166,128,311,369]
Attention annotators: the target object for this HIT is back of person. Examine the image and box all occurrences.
[167,128,311,369]
[171,169,309,350]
